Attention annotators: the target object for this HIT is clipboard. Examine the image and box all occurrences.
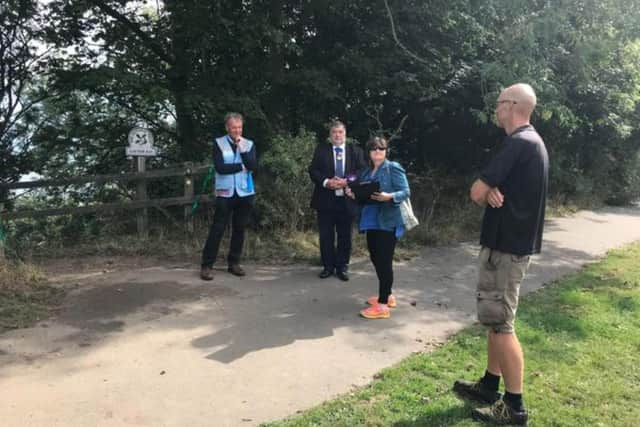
[349,180,380,203]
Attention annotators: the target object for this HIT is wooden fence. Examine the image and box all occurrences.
[0,162,212,260]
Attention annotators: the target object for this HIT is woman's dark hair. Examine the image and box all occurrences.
[366,136,388,169]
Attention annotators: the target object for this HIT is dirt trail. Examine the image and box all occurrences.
[1,206,639,427]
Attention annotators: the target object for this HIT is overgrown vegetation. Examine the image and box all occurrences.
[0,261,63,331]
[265,242,640,427]
[0,175,592,265]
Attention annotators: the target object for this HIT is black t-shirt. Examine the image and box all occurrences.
[479,125,549,255]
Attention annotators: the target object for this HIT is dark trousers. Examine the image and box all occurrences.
[317,203,354,272]
[366,229,397,304]
[201,195,254,267]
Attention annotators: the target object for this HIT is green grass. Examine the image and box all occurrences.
[264,243,640,427]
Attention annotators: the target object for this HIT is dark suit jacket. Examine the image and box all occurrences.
[308,141,367,215]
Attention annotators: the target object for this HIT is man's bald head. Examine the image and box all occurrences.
[494,83,538,133]
[501,83,537,117]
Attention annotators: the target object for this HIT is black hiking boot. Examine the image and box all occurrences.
[452,378,501,405]
[472,399,528,425]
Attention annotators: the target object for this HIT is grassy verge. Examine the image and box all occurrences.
[265,242,640,427]
[0,261,65,332]
[9,225,420,268]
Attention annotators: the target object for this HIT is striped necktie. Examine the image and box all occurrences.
[334,146,344,177]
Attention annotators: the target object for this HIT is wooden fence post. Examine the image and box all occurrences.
[184,162,194,233]
[136,157,149,238]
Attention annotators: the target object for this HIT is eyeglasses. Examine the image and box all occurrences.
[369,146,387,151]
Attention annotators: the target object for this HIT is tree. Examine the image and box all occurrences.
[0,0,49,199]
[14,0,640,211]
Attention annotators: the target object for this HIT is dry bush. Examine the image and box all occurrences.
[0,260,46,291]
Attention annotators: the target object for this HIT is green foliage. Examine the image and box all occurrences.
[605,149,640,205]
[256,129,318,232]
[2,0,640,249]
[0,0,44,195]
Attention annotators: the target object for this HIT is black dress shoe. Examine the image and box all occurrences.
[228,264,246,276]
[200,266,214,281]
[336,270,349,281]
[318,269,333,279]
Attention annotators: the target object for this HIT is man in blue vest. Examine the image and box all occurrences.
[201,112,258,281]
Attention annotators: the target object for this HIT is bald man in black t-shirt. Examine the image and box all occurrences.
[453,83,548,426]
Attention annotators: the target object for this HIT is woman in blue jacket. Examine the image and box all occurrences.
[347,137,411,319]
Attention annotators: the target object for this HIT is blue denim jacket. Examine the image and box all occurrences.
[359,160,410,230]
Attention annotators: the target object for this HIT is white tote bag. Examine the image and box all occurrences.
[399,198,419,231]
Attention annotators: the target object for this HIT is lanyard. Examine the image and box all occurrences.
[191,164,214,215]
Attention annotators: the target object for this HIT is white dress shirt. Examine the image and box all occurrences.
[323,143,346,196]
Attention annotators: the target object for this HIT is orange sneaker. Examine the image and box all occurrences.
[367,294,397,308]
[360,304,391,319]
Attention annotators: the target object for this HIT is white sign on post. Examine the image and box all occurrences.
[126,127,157,157]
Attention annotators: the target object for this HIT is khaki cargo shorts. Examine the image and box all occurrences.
[476,247,531,333]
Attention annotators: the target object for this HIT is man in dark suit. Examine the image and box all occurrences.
[308,120,366,281]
